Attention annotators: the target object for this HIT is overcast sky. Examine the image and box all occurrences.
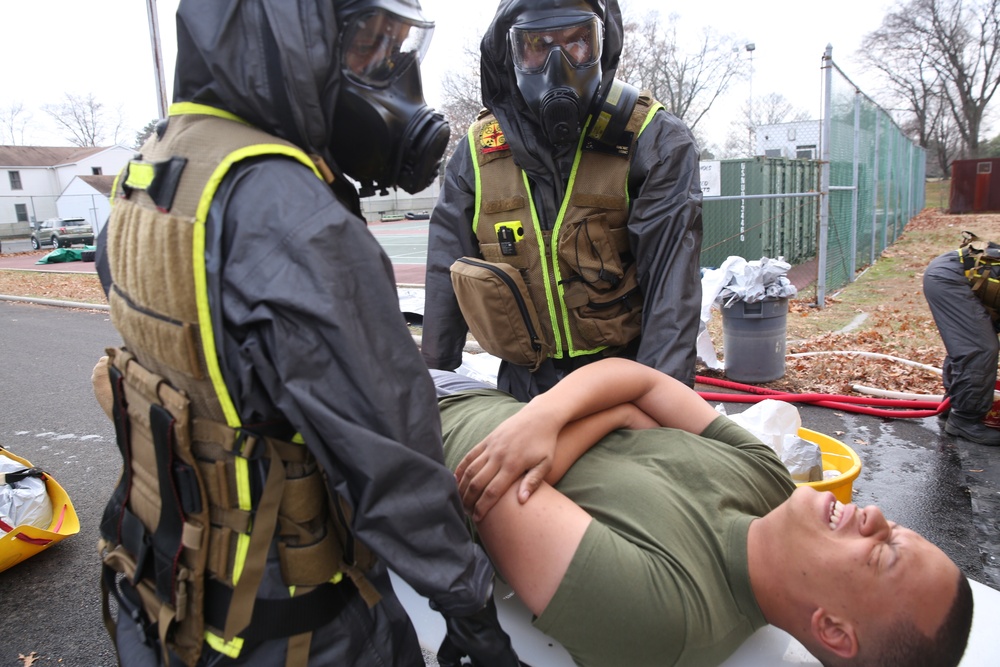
[1,0,896,148]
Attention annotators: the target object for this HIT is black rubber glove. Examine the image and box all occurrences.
[436,594,522,667]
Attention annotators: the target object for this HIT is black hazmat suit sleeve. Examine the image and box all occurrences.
[626,109,703,388]
[422,135,481,371]
[205,158,494,616]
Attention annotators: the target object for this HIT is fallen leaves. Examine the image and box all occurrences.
[19,653,38,667]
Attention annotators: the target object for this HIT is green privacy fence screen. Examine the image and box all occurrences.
[700,46,925,308]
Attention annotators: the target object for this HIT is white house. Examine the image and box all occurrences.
[57,174,117,237]
[755,121,822,160]
[0,145,132,236]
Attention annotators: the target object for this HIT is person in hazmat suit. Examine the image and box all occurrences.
[421,0,703,401]
[925,235,1000,446]
[90,1,521,665]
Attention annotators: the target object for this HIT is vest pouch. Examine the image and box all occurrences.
[557,214,624,290]
[557,217,643,350]
[450,257,551,371]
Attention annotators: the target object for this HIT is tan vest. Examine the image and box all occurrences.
[100,106,374,666]
[456,92,661,365]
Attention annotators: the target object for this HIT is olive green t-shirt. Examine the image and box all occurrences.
[439,389,796,667]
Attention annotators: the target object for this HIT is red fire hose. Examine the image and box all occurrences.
[695,375,950,419]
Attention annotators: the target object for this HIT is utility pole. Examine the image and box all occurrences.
[145,0,168,119]
[745,42,756,156]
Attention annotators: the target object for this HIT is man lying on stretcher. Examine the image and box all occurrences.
[431,358,972,667]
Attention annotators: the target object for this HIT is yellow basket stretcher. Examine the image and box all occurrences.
[0,448,80,574]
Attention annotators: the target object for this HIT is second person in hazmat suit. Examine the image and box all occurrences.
[92,1,520,666]
[421,0,703,401]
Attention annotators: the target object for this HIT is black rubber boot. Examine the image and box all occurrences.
[945,413,1000,446]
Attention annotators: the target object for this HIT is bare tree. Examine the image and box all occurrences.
[438,41,484,163]
[0,101,31,145]
[42,93,126,147]
[861,0,1000,159]
[617,9,745,132]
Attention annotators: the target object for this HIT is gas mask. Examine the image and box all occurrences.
[332,3,449,196]
[509,10,604,147]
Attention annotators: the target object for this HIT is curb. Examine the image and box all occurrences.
[0,294,109,311]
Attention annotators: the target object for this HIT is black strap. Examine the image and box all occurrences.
[101,364,133,543]
[0,467,46,484]
[149,403,186,605]
[204,578,354,643]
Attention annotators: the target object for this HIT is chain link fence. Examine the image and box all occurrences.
[700,47,925,308]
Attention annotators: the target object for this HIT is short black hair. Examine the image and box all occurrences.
[824,573,974,667]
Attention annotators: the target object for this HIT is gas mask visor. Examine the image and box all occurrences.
[509,14,603,75]
[341,8,434,88]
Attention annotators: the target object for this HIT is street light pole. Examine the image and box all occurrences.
[745,42,756,156]
[145,0,169,120]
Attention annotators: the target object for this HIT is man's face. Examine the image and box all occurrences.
[778,487,959,638]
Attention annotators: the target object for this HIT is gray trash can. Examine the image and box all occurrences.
[721,296,788,383]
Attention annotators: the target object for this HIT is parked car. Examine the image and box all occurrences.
[30,217,94,250]
[404,210,430,220]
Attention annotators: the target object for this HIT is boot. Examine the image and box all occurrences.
[945,413,1000,446]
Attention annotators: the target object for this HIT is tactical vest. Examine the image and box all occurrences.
[99,103,375,667]
[449,88,662,371]
[959,232,1000,316]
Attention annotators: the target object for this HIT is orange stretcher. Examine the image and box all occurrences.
[0,447,80,574]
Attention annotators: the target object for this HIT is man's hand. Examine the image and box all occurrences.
[436,595,522,667]
[455,403,560,521]
[92,355,114,420]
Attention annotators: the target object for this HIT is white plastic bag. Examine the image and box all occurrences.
[0,454,53,533]
[727,400,823,482]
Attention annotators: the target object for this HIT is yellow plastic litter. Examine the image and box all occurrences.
[796,428,862,505]
[0,449,80,573]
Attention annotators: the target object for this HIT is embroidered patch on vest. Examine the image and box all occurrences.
[480,120,510,154]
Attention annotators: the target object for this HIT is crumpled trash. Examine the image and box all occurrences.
[724,400,824,482]
[715,256,797,307]
[697,256,798,369]
[0,454,53,533]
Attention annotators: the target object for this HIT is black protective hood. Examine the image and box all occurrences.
[480,0,623,179]
[174,0,346,167]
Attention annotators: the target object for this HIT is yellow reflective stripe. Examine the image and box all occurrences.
[205,631,244,658]
[193,145,322,427]
[188,142,321,587]
[551,126,608,358]
[518,171,563,356]
[231,456,252,584]
[169,102,251,125]
[124,162,155,190]
[469,124,483,236]
[110,170,124,204]
[292,433,305,444]
[639,102,664,135]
